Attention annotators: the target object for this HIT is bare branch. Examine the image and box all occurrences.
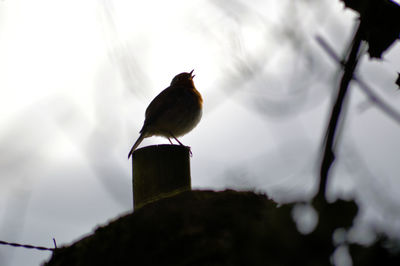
[315,25,363,204]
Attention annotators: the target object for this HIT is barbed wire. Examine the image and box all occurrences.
[0,238,56,251]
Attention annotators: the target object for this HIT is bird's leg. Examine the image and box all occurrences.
[172,136,184,146]
[170,133,192,156]
[167,132,183,146]
[167,138,173,144]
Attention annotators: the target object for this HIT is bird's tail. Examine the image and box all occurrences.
[128,133,145,159]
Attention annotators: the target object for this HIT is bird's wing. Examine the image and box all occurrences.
[141,86,180,132]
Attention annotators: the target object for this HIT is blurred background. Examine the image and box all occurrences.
[0,0,400,265]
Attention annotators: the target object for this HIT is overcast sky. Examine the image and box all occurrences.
[1,0,400,265]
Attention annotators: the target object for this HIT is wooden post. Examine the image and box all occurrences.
[131,144,191,209]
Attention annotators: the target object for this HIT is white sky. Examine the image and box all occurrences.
[0,0,400,265]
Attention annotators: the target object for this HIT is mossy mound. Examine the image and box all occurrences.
[44,189,399,266]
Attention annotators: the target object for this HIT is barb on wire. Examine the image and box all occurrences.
[316,35,400,125]
[0,239,55,251]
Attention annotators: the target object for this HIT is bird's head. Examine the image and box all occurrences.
[170,70,195,87]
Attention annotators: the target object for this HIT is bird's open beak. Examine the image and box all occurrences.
[190,69,195,79]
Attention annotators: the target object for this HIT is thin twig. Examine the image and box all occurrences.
[315,24,364,203]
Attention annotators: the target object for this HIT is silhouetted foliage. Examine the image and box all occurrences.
[350,235,400,266]
[340,0,400,58]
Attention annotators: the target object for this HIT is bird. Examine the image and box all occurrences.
[128,70,203,159]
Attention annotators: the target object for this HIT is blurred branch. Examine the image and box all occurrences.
[315,24,364,204]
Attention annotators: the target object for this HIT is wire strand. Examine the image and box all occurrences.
[0,239,55,251]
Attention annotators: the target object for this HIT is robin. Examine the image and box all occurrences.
[128,70,203,158]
